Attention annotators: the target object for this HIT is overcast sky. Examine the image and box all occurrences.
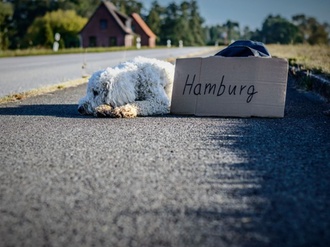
[141,0,330,30]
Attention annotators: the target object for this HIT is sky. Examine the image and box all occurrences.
[141,0,330,30]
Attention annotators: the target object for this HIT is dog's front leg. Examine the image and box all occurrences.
[130,100,169,116]
[110,104,138,118]
[112,101,168,117]
[94,104,137,118]
[94,104,113,117]
[95,100,169,118]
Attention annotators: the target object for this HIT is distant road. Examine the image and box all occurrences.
[0,47,217,97]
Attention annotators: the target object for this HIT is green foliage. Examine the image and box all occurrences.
[51,0,100,18]
[0,1,13,50]
[27,10,87,48]
[6,0,56,49]
[188,0,205,46]
[205,20,241,45]
[4,0,98,49]
[248,14,328,45]
[206,24,225,45]
[0,2,13,25]
[146,1,165,42]
[1,0,329,50]
[224,20,240,43]
[293,14,329,45]
[147,0,205,46]
[252,15,300,44]
[27,17,53,48]
[110,0,143,15]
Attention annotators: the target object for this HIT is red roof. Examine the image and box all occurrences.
[131,13,156,38]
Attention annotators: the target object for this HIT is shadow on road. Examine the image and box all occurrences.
[0,103,191,119]
[200,83,330,246]
[0,104,87,118]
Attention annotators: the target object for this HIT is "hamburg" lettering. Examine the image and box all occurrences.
[182,74,258,103]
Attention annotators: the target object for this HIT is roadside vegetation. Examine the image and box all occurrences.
[268,44,330,75]
[0,77,88,104]
[269,44,330,102]
[0,46,147,58]
[1,0,328,51]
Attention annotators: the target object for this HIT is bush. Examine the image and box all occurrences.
[26,10,87,48]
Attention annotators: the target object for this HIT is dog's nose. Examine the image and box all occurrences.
[78,105,86,115]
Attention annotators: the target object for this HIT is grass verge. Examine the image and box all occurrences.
[0,77,88,104]
[0,46,168,58]
[268,44,330,102]
[267,44,330,75]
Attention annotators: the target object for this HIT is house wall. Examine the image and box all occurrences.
[148,37,156,48]
[132,20,155,47]
[80,4,128,47]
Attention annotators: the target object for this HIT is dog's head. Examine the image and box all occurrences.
[78,66,136,116]
[78,69,109,115]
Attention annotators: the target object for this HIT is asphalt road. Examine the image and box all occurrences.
[1,69,330,246]
[0,47,216,98]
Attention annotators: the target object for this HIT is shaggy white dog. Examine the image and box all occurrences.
[78,57,174,118]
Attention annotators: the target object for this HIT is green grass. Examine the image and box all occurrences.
[267,44,330,75]
[0,46,166,58]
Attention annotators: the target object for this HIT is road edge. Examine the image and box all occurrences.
[0,47,220,105]
[0,77,89,104]
[290,68,330,102]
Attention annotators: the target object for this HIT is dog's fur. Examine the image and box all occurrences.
[78,57,174,118]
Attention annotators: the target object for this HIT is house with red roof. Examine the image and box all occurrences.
[130,13,156,48]
[80,1,156,48]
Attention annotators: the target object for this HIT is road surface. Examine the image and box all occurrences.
[0,47,217,98]
[0,57,330,246]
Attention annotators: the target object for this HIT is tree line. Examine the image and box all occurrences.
[0,0,329,50]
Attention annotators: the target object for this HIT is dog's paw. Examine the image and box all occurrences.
[94,104,137,118]
[94,104,113,117]
[111,105,137,118]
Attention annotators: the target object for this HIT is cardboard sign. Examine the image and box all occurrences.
[170,56,288,118]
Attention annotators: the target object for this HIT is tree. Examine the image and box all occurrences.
[188,0,205,46]
[256,15,300,44]
[293,14,328,45]
[26,17,53,48]
[206,25,218,45]
[307,18,328,45]
[175,1,194,46]
[224,20,239,44]
[161,2,180,45]
[241,26,253,40]
[4,0,99,49]
[111,0,143,15]
[292,14,308,43]
[6,0,57,48]
[146,1,165,42]
[157,0,205,46]
[53,0,100,18]
[0,1,13,50]
[26,10,87,48]
[205,24,227,45]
